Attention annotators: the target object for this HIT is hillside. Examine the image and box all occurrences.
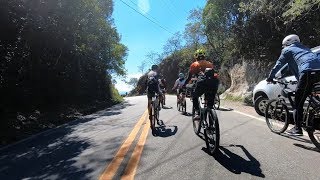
[131,0,320,102]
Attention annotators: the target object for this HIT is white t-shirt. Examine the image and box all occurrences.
[173,78,186,89]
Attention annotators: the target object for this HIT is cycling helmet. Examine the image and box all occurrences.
[194,49,206,59]
[282,34,300,47]
[151,64,159,70]
[178,73,184,79]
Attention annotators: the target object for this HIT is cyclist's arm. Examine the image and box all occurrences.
[268,49,289,80]
[184,71,192,86]
[145,77,148,90]
[172,80,178,90]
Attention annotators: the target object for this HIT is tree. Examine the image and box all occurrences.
[145,51,163,65]
[163,32,183,56]
[184,8,206,48]
[126,78,138,88]
[138,60,147,74]
[0,0,128,139]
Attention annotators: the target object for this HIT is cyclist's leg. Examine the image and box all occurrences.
[193,78,206,115]
[206,78,219,108]
[147,92,154,121]
[292,72,313,134]
[163,89,166,105]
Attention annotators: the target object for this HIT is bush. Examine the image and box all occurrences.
[224,94,243,102]
[243,92,253,106]
[111,85,123,103]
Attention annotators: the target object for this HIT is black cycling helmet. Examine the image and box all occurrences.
[151,64,159,71]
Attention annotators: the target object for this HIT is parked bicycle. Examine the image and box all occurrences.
[265,79,320,150]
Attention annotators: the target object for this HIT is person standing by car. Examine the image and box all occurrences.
[266,34,320,136]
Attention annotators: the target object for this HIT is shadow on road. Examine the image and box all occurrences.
[217,107,234,111]
[155,120,178,137]
[183,112,193,117]
[0,101,132,180]
[279,133,312,144]
[293,143,320,153]
[208,145,265,178]
[162,106,173,109]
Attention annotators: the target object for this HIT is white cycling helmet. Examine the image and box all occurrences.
[282,34,300,47]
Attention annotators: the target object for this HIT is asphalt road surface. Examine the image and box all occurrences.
[0,95,319,180]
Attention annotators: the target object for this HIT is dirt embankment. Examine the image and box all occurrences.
[220,61,273,100]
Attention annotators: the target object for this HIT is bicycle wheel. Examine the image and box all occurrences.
[182,99,187,114]
[306,111,320,150]
[307,128,320,150]
[161,96,165,108]
[151,101,157,136]
[177,100,181,111]
[265,99,289,134]
[214,94,220,110]
[192,106,200,135]
[204,109,220,155]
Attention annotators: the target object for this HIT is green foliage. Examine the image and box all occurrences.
[203,0,320,67]
[126,78,139,87]
[111,84,123,103]
[283,0,320,22]
[0,0,127,136]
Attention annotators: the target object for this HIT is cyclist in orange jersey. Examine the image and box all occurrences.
[184,49,219,120]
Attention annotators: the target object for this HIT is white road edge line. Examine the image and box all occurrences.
[222,107,309,137]
[232,110,265,122]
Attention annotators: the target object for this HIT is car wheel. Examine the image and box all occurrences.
[254,96,269,116]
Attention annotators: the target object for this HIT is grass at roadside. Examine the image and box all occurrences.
[223,94,244,102]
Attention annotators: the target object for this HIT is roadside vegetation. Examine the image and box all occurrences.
[0,0,127,145]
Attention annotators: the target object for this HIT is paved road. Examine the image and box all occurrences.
[0,95,319,180]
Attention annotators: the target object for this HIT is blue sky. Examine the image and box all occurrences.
[112,0,206,93]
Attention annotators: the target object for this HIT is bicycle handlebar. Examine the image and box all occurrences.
[271,79,298,85]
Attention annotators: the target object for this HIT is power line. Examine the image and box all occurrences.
[128,0,158,22]
[160,0,176,17]
[119,0,174,35]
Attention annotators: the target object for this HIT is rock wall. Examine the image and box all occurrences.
[220,61,272,99]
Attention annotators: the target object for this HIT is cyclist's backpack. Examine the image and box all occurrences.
[147,77,158,93]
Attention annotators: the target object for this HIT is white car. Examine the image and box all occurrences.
[253,46,320,116]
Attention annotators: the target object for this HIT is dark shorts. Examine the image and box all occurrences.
[147,91,156,99]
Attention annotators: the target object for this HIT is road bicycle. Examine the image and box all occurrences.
[176,88,187,114]
[160,89,166,108]
[150,93,160,136]
[214,93,220,110]
[191,93,220,155]
[265,78,320,150]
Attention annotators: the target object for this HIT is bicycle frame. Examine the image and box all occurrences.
[198,95,211,129]
[276,80,320,130]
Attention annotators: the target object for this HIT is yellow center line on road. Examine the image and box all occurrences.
[99,110,148,180]
[121,119,150,180]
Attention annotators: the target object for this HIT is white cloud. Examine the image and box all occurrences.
[114,73,143,93]
[138,0,150,14]
[115,81,133,93]
[128,73,143,79]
